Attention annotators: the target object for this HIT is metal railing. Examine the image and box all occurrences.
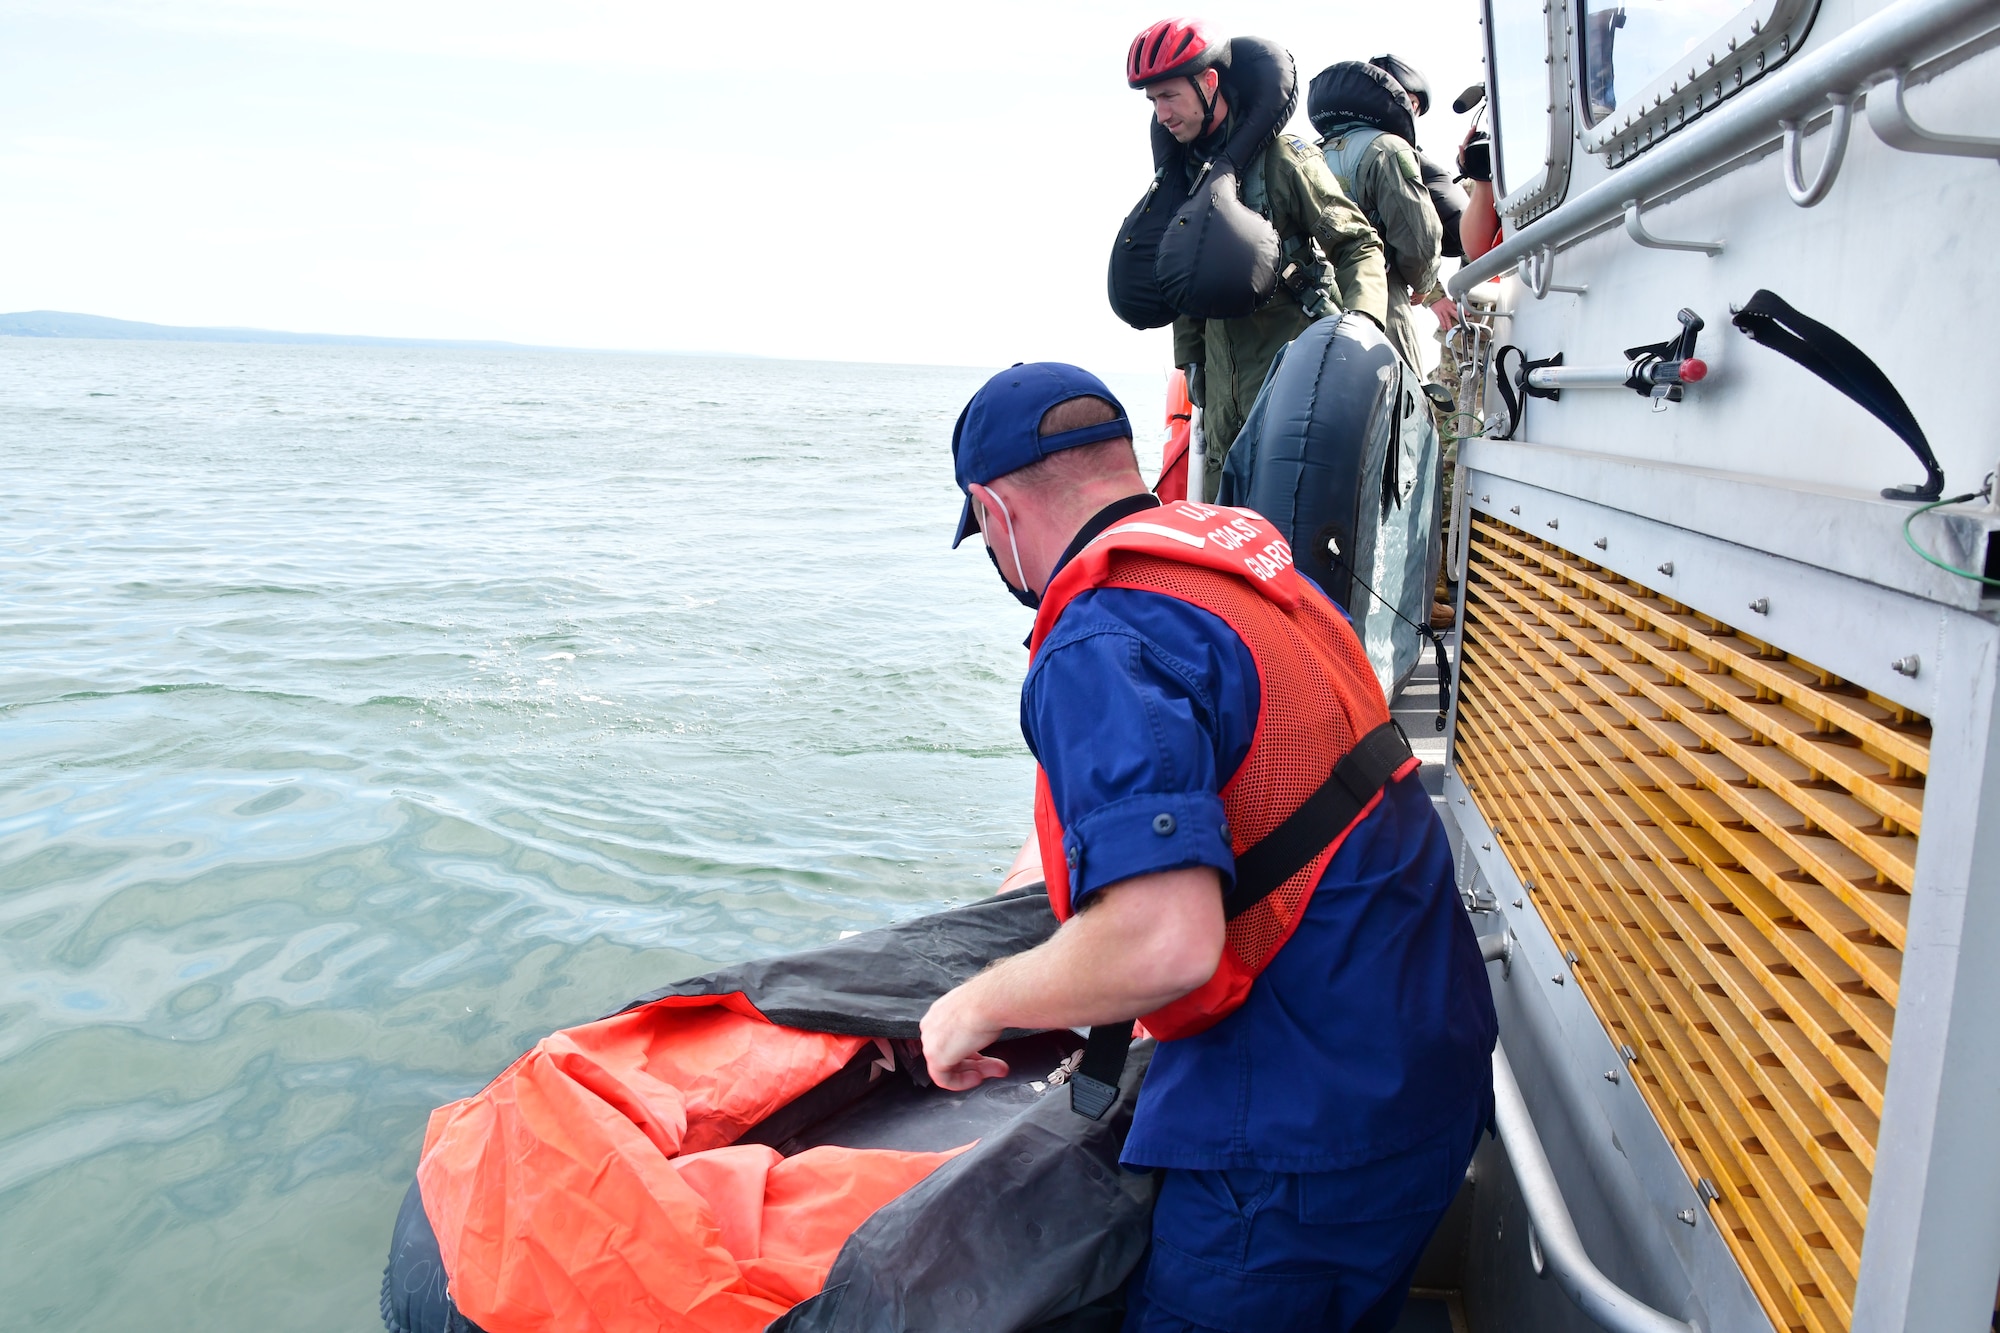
[1492,1043,1701,1333]
[1448,0,2000,302]
[1476,933,1700,1332]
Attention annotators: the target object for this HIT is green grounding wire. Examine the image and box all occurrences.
[1901,485,2000,588]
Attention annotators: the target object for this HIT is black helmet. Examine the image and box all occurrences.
[1368,52,1430,116]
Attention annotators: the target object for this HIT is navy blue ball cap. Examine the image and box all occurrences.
[950,362,1132,548]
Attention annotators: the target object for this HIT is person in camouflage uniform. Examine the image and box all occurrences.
[1309,60,1443,373]
[1133,34,1387,501]
[1168,131,1388,495]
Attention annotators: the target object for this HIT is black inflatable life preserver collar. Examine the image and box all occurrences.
[1305,61,1416,145]
[1107,36,1298,329]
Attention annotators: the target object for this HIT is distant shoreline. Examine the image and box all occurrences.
[0,310,765,358]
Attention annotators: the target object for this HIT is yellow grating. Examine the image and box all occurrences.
[1454,518,1929,1333]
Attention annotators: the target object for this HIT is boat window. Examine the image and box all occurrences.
[1486,0,1552,199]
[1580,0,1747,124]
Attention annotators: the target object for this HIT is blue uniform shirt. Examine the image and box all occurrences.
[1023,583,1496,1172]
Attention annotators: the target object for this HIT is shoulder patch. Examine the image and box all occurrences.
[1394,146,1421,184]
[1282,133,1311,157]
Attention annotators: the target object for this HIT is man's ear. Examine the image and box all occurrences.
[967,482,998,535]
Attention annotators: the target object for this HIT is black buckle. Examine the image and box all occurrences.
[1069,1074,1120,1121]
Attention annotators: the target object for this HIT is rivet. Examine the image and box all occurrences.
[1677,1209,1698,1226]
[1593,537,1607,549]
[1892,655,1920,677]
[1509,505,1522,515]
[1553,974,1566,985]
[1512,898,1524,908]
[1482,842,1492,850]
[1748,598,1769,615]
[1604,1069,1620,1084]
[1657,561,1674,576]
[1547,518,1559,530]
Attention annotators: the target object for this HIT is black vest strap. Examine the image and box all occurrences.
[1067,720,1413,1116]
[1222,720,1413,920]
[1730,289,1943,501]
[1068,1021,1136,1120]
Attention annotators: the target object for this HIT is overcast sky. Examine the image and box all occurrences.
[0,1,1485,371]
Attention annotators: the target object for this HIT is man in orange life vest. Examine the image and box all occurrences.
[923,362,1497,1332]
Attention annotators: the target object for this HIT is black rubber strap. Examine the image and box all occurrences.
[1492,347,1561,440]
[1068,1021,1135,1120]
[1493,345,1525,440]
[1730,289,1943,501]
[1222,721,1413,920]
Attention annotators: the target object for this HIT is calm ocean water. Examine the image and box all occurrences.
[0,338,1163,1330]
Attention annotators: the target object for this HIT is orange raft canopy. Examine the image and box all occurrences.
[382,890,1159,1333]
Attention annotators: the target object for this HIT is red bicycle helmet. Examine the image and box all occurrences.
[1126,18,1224,89]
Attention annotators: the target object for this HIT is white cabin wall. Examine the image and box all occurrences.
[1488,11,1999,501]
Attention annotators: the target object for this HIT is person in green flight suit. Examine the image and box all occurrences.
[1129,18,1388,501]
[1307,59,1444,374]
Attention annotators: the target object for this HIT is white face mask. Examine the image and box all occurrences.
[980,488,1040,610]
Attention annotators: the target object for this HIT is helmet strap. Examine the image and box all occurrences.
[1193,71,1217,139]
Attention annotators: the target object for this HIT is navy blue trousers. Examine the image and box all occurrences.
[1121,1119,1482,1332]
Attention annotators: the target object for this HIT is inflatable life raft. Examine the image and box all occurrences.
[380,889,1157,1333]
[1218,312,1444,701]
[1107,36,1299,328]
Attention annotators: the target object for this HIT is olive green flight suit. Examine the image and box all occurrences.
[1318,124,1443,373]
[1172,131,1388,499]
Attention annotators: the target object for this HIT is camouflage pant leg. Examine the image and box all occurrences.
[1430,324,1466,553]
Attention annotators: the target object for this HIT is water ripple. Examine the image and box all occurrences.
[0,338,1166,1329]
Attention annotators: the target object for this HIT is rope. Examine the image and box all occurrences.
[1329,548,1454,732]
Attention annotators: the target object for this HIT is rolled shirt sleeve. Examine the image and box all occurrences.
[1021,589,1260,908]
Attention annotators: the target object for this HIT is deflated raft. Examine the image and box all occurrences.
[381,889,1157,1333]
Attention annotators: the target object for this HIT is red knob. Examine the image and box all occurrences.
[1679,358,1708,383]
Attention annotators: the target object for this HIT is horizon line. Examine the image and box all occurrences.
[0,309,1162,376]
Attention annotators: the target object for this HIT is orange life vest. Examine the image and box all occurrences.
[1030,500,1416,1041]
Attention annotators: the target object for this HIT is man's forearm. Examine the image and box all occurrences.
[921,867,1224,1087]
[954,884,1212,1031]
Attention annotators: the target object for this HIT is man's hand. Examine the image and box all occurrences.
[920,984,1009,1091]
[918,866,1224,1090]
